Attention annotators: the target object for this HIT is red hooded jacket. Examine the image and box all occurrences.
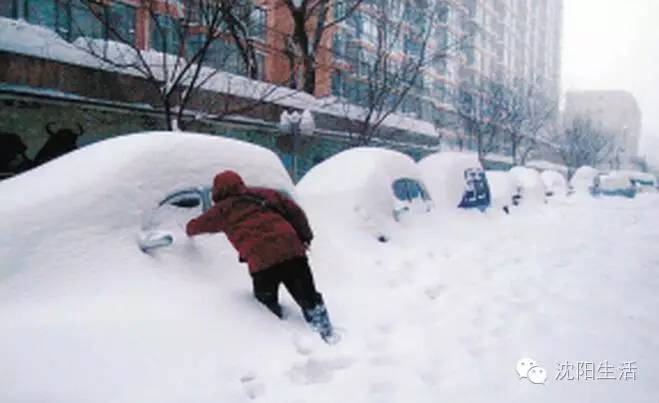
[186,171,313,274]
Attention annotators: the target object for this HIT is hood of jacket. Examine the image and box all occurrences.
[212,170,246,202]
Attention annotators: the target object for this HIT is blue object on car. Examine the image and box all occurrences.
[458,168,491,211]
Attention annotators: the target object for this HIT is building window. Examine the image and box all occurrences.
[0,0,17,18]
[25,0,57,31]
[332,33,345,58]
[248,7,266,40]
[108,2,136,44]
[69,0,106,41]
[331,70,344,97]
[404,34,422,59]
[362,13,377,44]
[255,52,266,80]
[150,14,181,54]
[334,1,346,20]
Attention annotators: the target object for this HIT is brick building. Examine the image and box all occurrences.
[0,0,564,174]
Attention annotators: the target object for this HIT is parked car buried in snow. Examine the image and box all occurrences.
[296,147,433,242]
[485,170,520,213]
[540,170,568,198]
[616,170,657,193]
[570,166,600,195]
[509,166,547,205]
[418,152,491,212]
[591,171,637,199]
[0,132,296,258]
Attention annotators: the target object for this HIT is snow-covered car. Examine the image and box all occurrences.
[296,147,433,242]
[509,166,547,205]
[616,170,657,193]
[0,131,295,258]
[485,170,520,213]
[418,152,491,212]
[592,171,637,198]
[540,170,568,198]
[570,166,600,195]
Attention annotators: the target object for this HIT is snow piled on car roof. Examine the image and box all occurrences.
[296,147,426,241]
[0,132,292,212]
[418,152,481,210]
[297,147,419,195]
[570,166,599,193]
[541,170,568,196]
[486,170,516,208]
[509,166,546,204]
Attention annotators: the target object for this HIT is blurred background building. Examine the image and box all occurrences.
[563,90,642,169]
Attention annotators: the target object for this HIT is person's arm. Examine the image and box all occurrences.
[186,205,225,237]
[275,193,314,244]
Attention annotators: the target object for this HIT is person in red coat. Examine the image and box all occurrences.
[186,170,334,341]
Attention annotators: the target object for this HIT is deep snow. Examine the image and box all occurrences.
[0,136,658,402]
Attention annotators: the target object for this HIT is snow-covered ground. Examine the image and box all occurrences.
[1,137,658,402]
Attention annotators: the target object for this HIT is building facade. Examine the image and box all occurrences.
[0,0,563,167]
[563,90,642,169]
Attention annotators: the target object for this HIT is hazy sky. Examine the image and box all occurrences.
[562,0,659,159]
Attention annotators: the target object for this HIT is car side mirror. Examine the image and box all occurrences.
[138,231,174,253]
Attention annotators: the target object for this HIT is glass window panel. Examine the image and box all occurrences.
[26,0,57,31]
[70,0,105,41]
[0,0,16,17]
[108,2,136,44]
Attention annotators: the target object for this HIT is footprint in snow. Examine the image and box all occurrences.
[287,356,354,385]
[240,372,266,400]
[424,284,446,300]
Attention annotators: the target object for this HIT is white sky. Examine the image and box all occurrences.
[562,0,659,160]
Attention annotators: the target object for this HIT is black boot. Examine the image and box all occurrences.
[304,303,335,343]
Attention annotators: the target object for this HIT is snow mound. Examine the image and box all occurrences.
[296,147,426,239]
[570,166,599,194]
[541,170,568,197]
[418,152,481,210]
[509,166,546,204]
[486,170,516,208]
[0,132,293,268]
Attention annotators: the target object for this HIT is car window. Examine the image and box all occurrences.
[392,178,431,202]
[159,190,203,209]
[392,179,409,201]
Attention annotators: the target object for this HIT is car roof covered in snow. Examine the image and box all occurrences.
[615,170,657,183]
[486,170,516,203]
[418,152,482,209]
[509,166,546,202]
[0,132,293,220]
[297,147,421,196]
[570,166,600,192]
[541,170,568,193]
[598,171,635,191]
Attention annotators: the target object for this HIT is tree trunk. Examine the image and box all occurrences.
[302,57,316,94]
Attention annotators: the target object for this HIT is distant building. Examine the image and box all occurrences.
[563,90,642,169]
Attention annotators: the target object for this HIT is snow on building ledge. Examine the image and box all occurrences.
[0,16,439,140]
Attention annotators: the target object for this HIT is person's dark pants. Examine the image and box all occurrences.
[251,256,323,319]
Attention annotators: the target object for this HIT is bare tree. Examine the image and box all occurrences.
[73,0,277,130]
[554,117,615,178]
[502,80,557,165]
[630,156,649,173]
[277,0,365,94]
[330,0,455,145]
[453,78,513,164]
